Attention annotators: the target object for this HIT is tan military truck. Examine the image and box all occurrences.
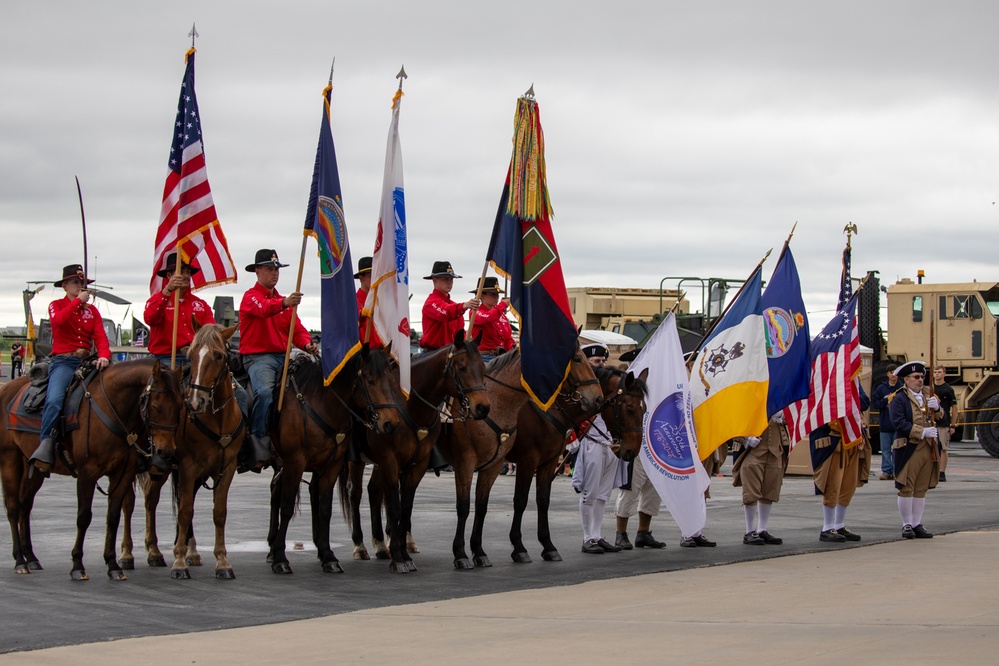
[882,277,999,457]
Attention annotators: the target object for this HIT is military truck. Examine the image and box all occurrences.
[877,275,999,457]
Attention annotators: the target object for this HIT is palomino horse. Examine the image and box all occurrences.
[507,365,649,563]
[436,342,603,569]
[345,329,491,573]
[120,324,244,579]
[267,346,403,574]
[0,358,182,580]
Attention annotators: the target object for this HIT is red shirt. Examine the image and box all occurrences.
[356,288,384,349]
[238,282,312,355]
[471,301,515,352]
[420,289,467,349]
[143,290,216,355]
[48,296,111,359]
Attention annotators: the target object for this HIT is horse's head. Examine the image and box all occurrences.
[355,344,403,435]
[559,340,604,413]
[141,359,184,463]
[445,329,490,420]
[598,367,649,462]
[186,323,237,414]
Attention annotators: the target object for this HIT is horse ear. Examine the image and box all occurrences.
[472,330,483,346]
[361,342,371,360]
[192,316,202,333]
[384,341,393,354]
[453,329,466,347]
[576,325,582,336]
[221,324,238,341]
[638,367,649,384]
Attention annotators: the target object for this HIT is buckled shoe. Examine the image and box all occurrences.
[743,531,765,545]
[913,524,934,539]
[596,538,622,553]
[820,529,846,543]
[901,524,916,539]
[837,527,861,542]
[581,539,604,554]
[757,530,783,545]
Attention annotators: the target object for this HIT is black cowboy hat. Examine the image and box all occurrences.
[423,261,461,280]
[470,276,505,294]
[245,249,289,272]
[157,253,202,278]
[54,264,95,287]
[354,256,373,279]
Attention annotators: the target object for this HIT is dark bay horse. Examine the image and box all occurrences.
[0,358,182,580]
[436,342,603,569]
[507,365,649,563]
[267,346,402,574]
[345,329,491,573]
[120,324,244,579]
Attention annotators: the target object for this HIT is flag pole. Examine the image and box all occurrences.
[693,248,772,351]
[277,238,308,412]
[466,262,489,336]
[169,247,182,369]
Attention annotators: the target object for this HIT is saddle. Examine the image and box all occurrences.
[6,361,96,435]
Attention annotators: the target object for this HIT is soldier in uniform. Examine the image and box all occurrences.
[144,253,215,365]
[239,249,318,471]
[469,277,514,363]
[889,361,942,539]
[30,264,111,472]
[353,256,383,349]
[732,412,790,545]
[419,261,479,351]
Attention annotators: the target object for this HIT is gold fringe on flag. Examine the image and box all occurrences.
[507,97,553,221]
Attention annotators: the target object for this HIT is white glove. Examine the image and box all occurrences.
[922,426,939,439]
[774,412,785,425]
[746,436,761,448]
[927,396,940,410]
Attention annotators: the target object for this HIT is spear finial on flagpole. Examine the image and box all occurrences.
[328,58,335,86]
[188,23,199,49]
[523,84,535,100]
[396,65,407,91]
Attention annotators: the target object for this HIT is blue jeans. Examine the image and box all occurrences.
[153,353,188,367]
[242,353,284,438]
[40,355,81,439]
[880,431,895,475]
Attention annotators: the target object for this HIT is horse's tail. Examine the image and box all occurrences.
[337,461,352,523]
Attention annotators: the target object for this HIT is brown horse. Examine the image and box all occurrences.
[119,324,244,579]
[436,341,603,569]
[267,346,403,574]
[345,329,491,573]
[0,358,183,580]
[507,365,649,563]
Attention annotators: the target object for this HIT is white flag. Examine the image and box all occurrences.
[627,313,710,538]
[363,89,411,394]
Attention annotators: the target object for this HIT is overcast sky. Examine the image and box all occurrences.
[2,1,997,338]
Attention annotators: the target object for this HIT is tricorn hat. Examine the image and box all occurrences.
[581,342,610,359]
[157,253,201,278]
[894,360,926,379]
[245,249,289,272]
[470,276,505,294]
[55,264,95,287]
[354,256,373,279]
[424,261,461,280]
[618,347,640,363]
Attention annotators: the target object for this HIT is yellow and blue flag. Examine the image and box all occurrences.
[761,246,810,417]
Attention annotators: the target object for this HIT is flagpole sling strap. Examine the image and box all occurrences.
[277,235,309,412]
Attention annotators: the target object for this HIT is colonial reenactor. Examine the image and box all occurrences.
[732,412,790,545]
[354,256,383,350]
[809,383,871,543]
[469,277,514,363]
[30,264,111,472]
[889,361,943,539]
[239,249,318,471]
[419,261,479,351]
[143,253,215,364]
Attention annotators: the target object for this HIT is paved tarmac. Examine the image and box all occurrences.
[0,440,996,663]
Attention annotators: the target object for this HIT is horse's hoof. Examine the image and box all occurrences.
[26,560,43,571]
[453,558,474,570]
[119,558,134,571]
[473,555,492,568]
[216,567,236,580]
[405,560,418,572]
[70,569,89,581]
[511,551,533,564]
[407,543,420,554]
[322,561,344,574]
[186,555,203,567]
[271,562,293,575]
[352,549,370,561]
[389,561,410,574]
[541,550,562,562]
[14,564,31,575]
[148,554,167,567]
[375,550,390,561]
[170,568,191,580]
[108,569,127,581]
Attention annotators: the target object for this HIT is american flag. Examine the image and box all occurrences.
[150,48,236,295]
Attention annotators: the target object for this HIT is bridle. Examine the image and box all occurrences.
[558,358,601,406]
[187,338,237,415]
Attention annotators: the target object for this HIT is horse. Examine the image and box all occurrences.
[436,341,603,569]
[344,329,491,573]
[266,345,403,574]
[506,365,649,563]
[119,323,244,579]
[0,358,183,580]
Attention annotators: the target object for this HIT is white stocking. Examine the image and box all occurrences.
[912,497,926,526]
[744,503,756,533]
[758,502,773,532]
[591,499,606,540]
[822,505,835,532]
[833,504,847,530]
[898,496,914,527]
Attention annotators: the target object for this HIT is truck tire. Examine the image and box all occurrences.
[977,393,999,458]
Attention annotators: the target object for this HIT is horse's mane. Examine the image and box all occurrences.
[295,346,395,394]
[485,347,520,375]
[190,323,226,350]
[595,365,649,398]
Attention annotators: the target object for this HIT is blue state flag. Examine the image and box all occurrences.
[761,246,811,417]
[304,82,360,384]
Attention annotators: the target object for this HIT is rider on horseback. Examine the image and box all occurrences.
[30,264,111,473]
[469,277,514,364]
[239,249,318,472]
[419,261,479,352]
[144,253,215,365]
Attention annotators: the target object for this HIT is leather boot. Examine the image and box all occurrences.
[615,532,634,550]
[30,438,55,473]
[635,531,666,549]
[253,435,272,471]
